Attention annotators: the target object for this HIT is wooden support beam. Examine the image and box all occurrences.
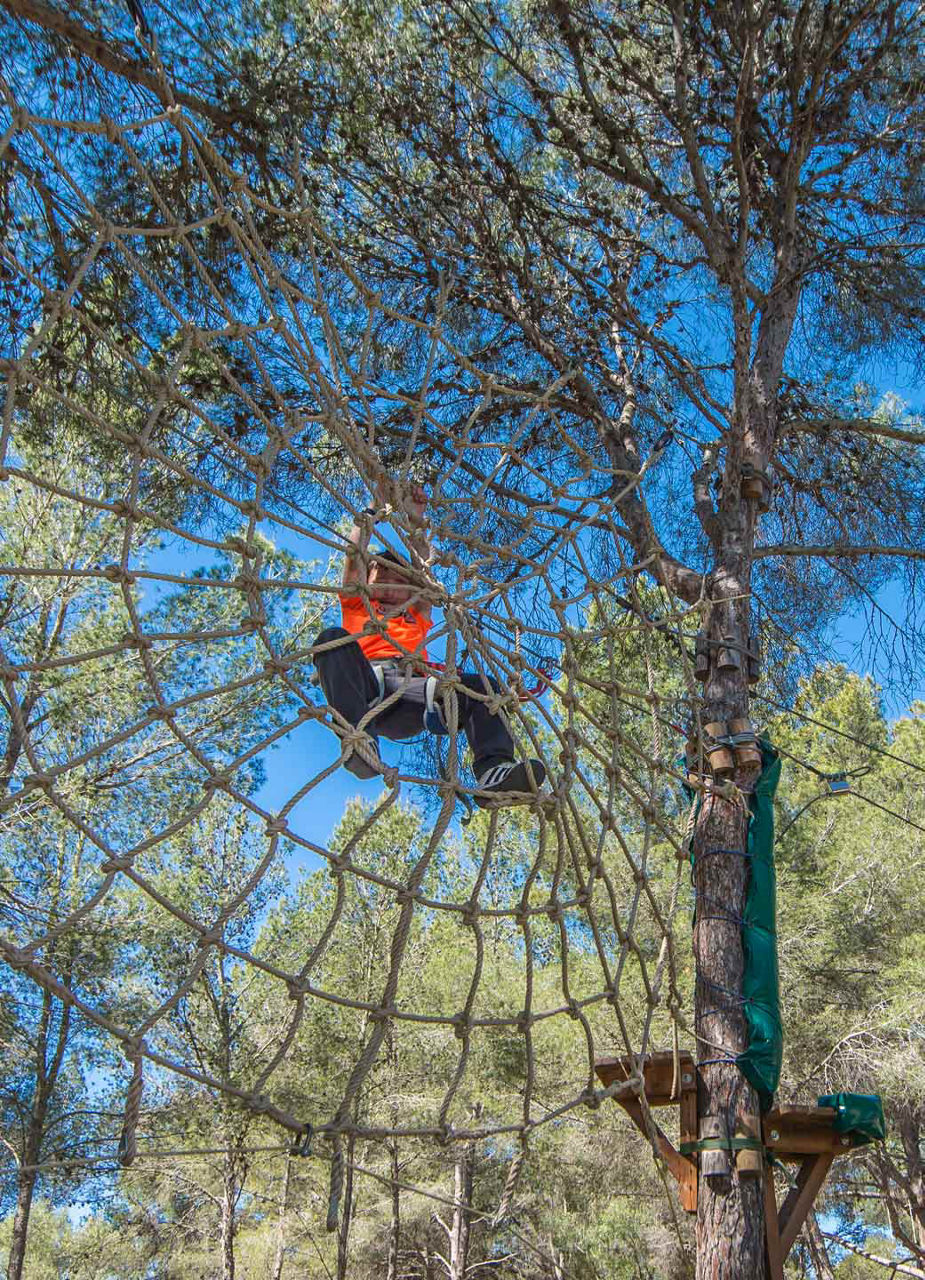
[678,1087,698,1214]
[616,1098,698,1211]
[595,1058,850,1250]
[779,1153,835,1257]
[764,1162,785,1280]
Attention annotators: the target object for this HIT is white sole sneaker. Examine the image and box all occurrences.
[474,759,548,809]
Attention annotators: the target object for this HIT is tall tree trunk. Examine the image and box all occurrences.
[270,1156,291,1280]
[805,1212,835,1280]
[387,1141,400,1280]
[900,1111,925,1245]
[336,1134,355,1280]
[7,983,70,1280]
[6,1158,39,1280]
[220,1149,238,1280]
[449,1142,474,1280]
[694,583,767,1279]
[545,1235,565,1280]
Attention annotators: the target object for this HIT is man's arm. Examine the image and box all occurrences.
[342,509,372,592]
[406,485,433,621]
[343,484,435,613]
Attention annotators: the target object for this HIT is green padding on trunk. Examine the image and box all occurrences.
[685,741,783,1111]
[736,743,783,1111]
[818,1093,887,1146]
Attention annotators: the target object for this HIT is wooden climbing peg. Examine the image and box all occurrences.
[694,631,710,681]
[703,721,735,779]
[728,718,763,769]
[741,458,773,512]
[735,1113,763,1176]
[700,1115,731,1178]
[716,633,742,671]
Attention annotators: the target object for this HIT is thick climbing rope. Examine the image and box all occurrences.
[0,45,714,1242]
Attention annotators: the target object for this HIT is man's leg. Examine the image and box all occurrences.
[454,673,547,805]
[375,669,431,741]
[313,627,381,778]
[454,673,516,775]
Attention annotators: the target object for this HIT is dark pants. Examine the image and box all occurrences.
[313,628,515,774]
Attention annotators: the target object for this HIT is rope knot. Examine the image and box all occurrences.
[100,113,121,143]
[99,857,130,875]
[461,901,480,926]
[111,499,143,521]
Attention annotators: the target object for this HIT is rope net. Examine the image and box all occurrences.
[0,41,706,1236]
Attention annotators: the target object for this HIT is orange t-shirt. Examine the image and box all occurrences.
[339,593,432,663]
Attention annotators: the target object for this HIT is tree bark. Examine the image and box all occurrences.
[387,1142,400,1280]
[220,1148,238,1280]
[449,1142,474,1280]
[805,1211,835,1280]
[270,1156,291,1280]
[336,1134,355,1280]
[694,587,767,1280]
[900,1111,925,1246]
[7,980,71,1280]
[6,1161,39,1280]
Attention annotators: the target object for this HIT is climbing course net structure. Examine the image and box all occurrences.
[0,41,708,1232]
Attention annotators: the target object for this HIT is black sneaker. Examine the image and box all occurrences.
[344,734,381,780]
[474,759,547,808]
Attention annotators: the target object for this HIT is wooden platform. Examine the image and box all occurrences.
[763,1104,853,1156]
[595,1050,696,1105]
[595,1053,857,1275]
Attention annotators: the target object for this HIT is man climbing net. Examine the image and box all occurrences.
[0,26,712,1269]
[314,480,548,805]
